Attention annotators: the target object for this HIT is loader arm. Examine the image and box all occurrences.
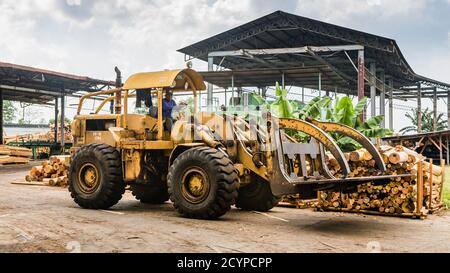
[307,118,387,172]
[276,118,351,177]
[267,117,409,197]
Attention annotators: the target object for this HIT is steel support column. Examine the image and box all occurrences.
[448,91,450,130]
[0,90,3,145]
[318,72,322,98]
[60,94,65,154]
[54,97,58,144]
[447,137,450,165]
[388,79,394,131]
[231,74,235,106]
[379,71,386,128]
[207,57,214,111]
[417,83,422,134]
[433,87,438,132]
[224,88,227,107]
[301,87,305,103]
[357,49,365,121]
[370,63,376,118]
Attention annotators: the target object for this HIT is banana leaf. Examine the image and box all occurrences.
[299,96,331,120]
[357,116,393,138]
[335,136,362,152]
[333,96,354,126]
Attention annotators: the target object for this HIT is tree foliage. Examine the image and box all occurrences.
[400,108,447,135]
[3,101,17,123]
[234,86,392,151]
[49,116,72,125]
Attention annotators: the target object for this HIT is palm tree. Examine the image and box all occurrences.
[400,108,447,135]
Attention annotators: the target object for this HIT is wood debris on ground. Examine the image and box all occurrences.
[279,198,318,209]
[0,145,32,165]
[24,156,71,187]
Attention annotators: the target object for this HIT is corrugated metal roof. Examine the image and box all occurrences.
[178,10,450,92]
[0,62,114,103]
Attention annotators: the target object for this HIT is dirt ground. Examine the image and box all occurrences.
[1,164,450,253]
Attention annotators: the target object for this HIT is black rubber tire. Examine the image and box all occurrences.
[168,147,239,220]
[131,183,169,204]
[235,175,280,212]
[69,144,125,209]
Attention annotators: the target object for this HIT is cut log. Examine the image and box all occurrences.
[9,150,32,158]
[0,156,29,165]
[422,161,443,176]
[389,151,409,164]
[363,150,373,161]
[350,150,365,162]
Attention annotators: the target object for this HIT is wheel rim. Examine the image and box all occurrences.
[77,163,100,194]
[181,167,210,204]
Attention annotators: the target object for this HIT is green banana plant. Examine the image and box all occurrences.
[221,84,392,151]
[298,96,332,120]
[270,82,295,118]
[400,108,448,135]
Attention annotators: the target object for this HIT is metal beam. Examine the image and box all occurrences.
[448,91,450,130]
[379,70,386,128]
[0,84,70,97]
[370,63,376,118]
[400,87,437,91]
[208,45,365,57]
[60,94,65,154]
[207,57,214,111]
[433,87,438,132]
[54,97,58,144]
[231,74,235,106]
[358,49,366,121]
[447,137,450,165]
[318,72,322,98]
[388,78,394,131]
[417,83,422,134]
[301,87,305,103]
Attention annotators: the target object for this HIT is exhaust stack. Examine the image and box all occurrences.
[114,66,122,114]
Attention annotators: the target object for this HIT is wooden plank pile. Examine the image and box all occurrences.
[4,125,73,145]
[318,145,445,218]
[0,145,32,165]
[423,161,445,212]
[24,156,71,187]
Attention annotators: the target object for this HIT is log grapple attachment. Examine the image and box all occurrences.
[196,114,407,198]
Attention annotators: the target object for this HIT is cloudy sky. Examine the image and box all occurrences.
[1,0,449,131]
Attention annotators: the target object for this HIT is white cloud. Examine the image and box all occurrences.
[296,0,428,25]
[0,0,448,125]
[67,0,82,6]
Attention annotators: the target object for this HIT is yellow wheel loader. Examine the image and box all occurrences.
[69,68,404,219]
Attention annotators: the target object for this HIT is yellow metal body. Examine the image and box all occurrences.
[123,69,206,91]
[72,68,392,197]
[72,68,238,182]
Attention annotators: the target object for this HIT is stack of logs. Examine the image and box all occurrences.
[319,145,444,217]
[25,156,70,187]
[0,145,32,165]
[4,125,72,145]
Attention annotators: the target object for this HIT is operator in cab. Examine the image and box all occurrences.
[162,90,177,131]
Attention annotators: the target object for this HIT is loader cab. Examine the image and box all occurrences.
[71,69,206,147]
